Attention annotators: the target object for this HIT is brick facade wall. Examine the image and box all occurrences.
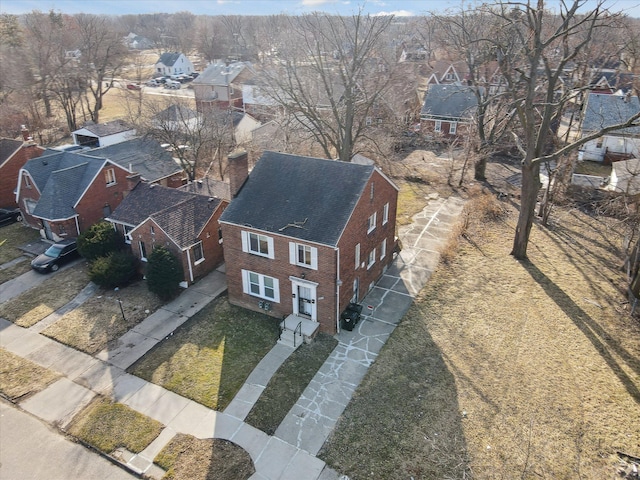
[0,144,43,208]
[221,168,398,334]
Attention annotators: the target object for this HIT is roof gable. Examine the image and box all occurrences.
[421,84,478,120]
[582,93,640,136]
[157,52,182,67]
[0,138,23,168]
[219,152,377,246]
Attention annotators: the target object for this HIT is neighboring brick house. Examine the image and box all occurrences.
[155,52,194,76]
[0,133,44,207]
[420,84,478,138]
[107,182,227,286]
[219,151,398,335]
[17,151,131,240]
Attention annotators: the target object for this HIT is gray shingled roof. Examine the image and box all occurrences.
[110,182,221,248]
[0,138,22,167]
[582,93,640,136]
[180,178,231,201]
[88,137,183,182]
[420,84,478,120]
[75,120,133,137]
[23,151,108,220]
[219,151,375,246]
[157,52,182,67]
[193,62,246,86]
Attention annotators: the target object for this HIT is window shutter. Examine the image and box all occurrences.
[241,231,249,252]
[289,242,296,265]
[241,269,249,294]
[310,246,318,270]
[267,236,275,259]
[272,278,280,303]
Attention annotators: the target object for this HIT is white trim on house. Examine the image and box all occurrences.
[242,269,280,302]
[289,242,318,270]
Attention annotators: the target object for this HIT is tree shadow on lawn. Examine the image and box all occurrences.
[319,305,470,480]
[523,261,640,404]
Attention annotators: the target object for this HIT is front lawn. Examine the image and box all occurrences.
[154,433,255,480]
[0,223,40,265]
[42,281,164,354]
[0,263,90,327]
[0,349,60,401]
[129,296,280,411]
[67,397,163,454]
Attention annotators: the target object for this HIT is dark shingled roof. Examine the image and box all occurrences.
[180,178,231,202]
[582,93,640,136]
[22,151,109,220]
[110,183,221,248]
[420,84,478,120]
[157,52,182,67]
[0,138,22,167]
[219,151,376,246]
[88,137,183,182]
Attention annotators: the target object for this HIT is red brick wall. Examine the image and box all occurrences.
[420,119,469,138]
[221,169,398,334]
[0,144,44,207]
[75,165,131,233]
[221,223,339,334]
[337,169,398,313]
[128,204,226,285]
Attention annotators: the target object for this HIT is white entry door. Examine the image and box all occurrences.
[291,279,317,321]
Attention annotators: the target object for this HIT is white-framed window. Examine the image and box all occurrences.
[380,238,387,260]
[449,122,457,134]
[434,120,442,133]
[24,198,37,214]
[596,138,603,148]
[367,249,376,269]
[242,270,280,302]
[289,242,318,270]
[123,225,133,244]
[355,243,360,269]
[139,241,147,261]
[105,168,116,186]
[241,231,274,259]
[367,212,377,233]
[150,225,155,235]
[193,241,204,265]
[24,174,32,189]
[383,203,389,225]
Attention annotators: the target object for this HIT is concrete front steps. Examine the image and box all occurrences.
[277,315,319,349]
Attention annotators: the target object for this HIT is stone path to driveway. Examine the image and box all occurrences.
[0,194,465,480]
[275,195,466,455]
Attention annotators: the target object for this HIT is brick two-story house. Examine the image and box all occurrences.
[219,151,398,335]
[108,181,227,286]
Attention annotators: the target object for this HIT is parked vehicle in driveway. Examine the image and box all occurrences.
[31,239,79,273]
[0,207,22,226]
[146,79,161,87]
[164,80,181,89]
[126,83,141,90]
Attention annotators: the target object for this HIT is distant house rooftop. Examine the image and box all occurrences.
[581,93,640,136]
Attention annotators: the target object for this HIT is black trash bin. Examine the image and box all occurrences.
[340,303,363,331]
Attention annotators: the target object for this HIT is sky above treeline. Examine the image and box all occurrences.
[1,0,639,17]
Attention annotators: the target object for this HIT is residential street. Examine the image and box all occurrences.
[0,399,135,480]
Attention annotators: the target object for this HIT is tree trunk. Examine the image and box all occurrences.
[474,154,488,181]
[511,160,541,260]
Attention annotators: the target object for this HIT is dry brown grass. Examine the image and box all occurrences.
[0,349,59,401]
[0,223,41,265]
[42,281,163,354]
[0,263,90,327]
[0,259,31,285]
[320,198,640,479]
[154,433,255,480]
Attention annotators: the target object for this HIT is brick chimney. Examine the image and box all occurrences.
[228,150,249,198]
[20,125,30,141]
[126,173,141,194]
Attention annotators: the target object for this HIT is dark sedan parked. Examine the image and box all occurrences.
[0,207,22,226]
[31,239,79,273]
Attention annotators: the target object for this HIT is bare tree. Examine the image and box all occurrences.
[484,0,640,259]
[261,11,395,162]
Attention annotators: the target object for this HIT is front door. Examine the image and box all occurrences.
[291,278,317,321]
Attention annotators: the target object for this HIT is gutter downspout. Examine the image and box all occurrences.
[186,248,194,284]
[74,216,80,236]
[335,246,341,334]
